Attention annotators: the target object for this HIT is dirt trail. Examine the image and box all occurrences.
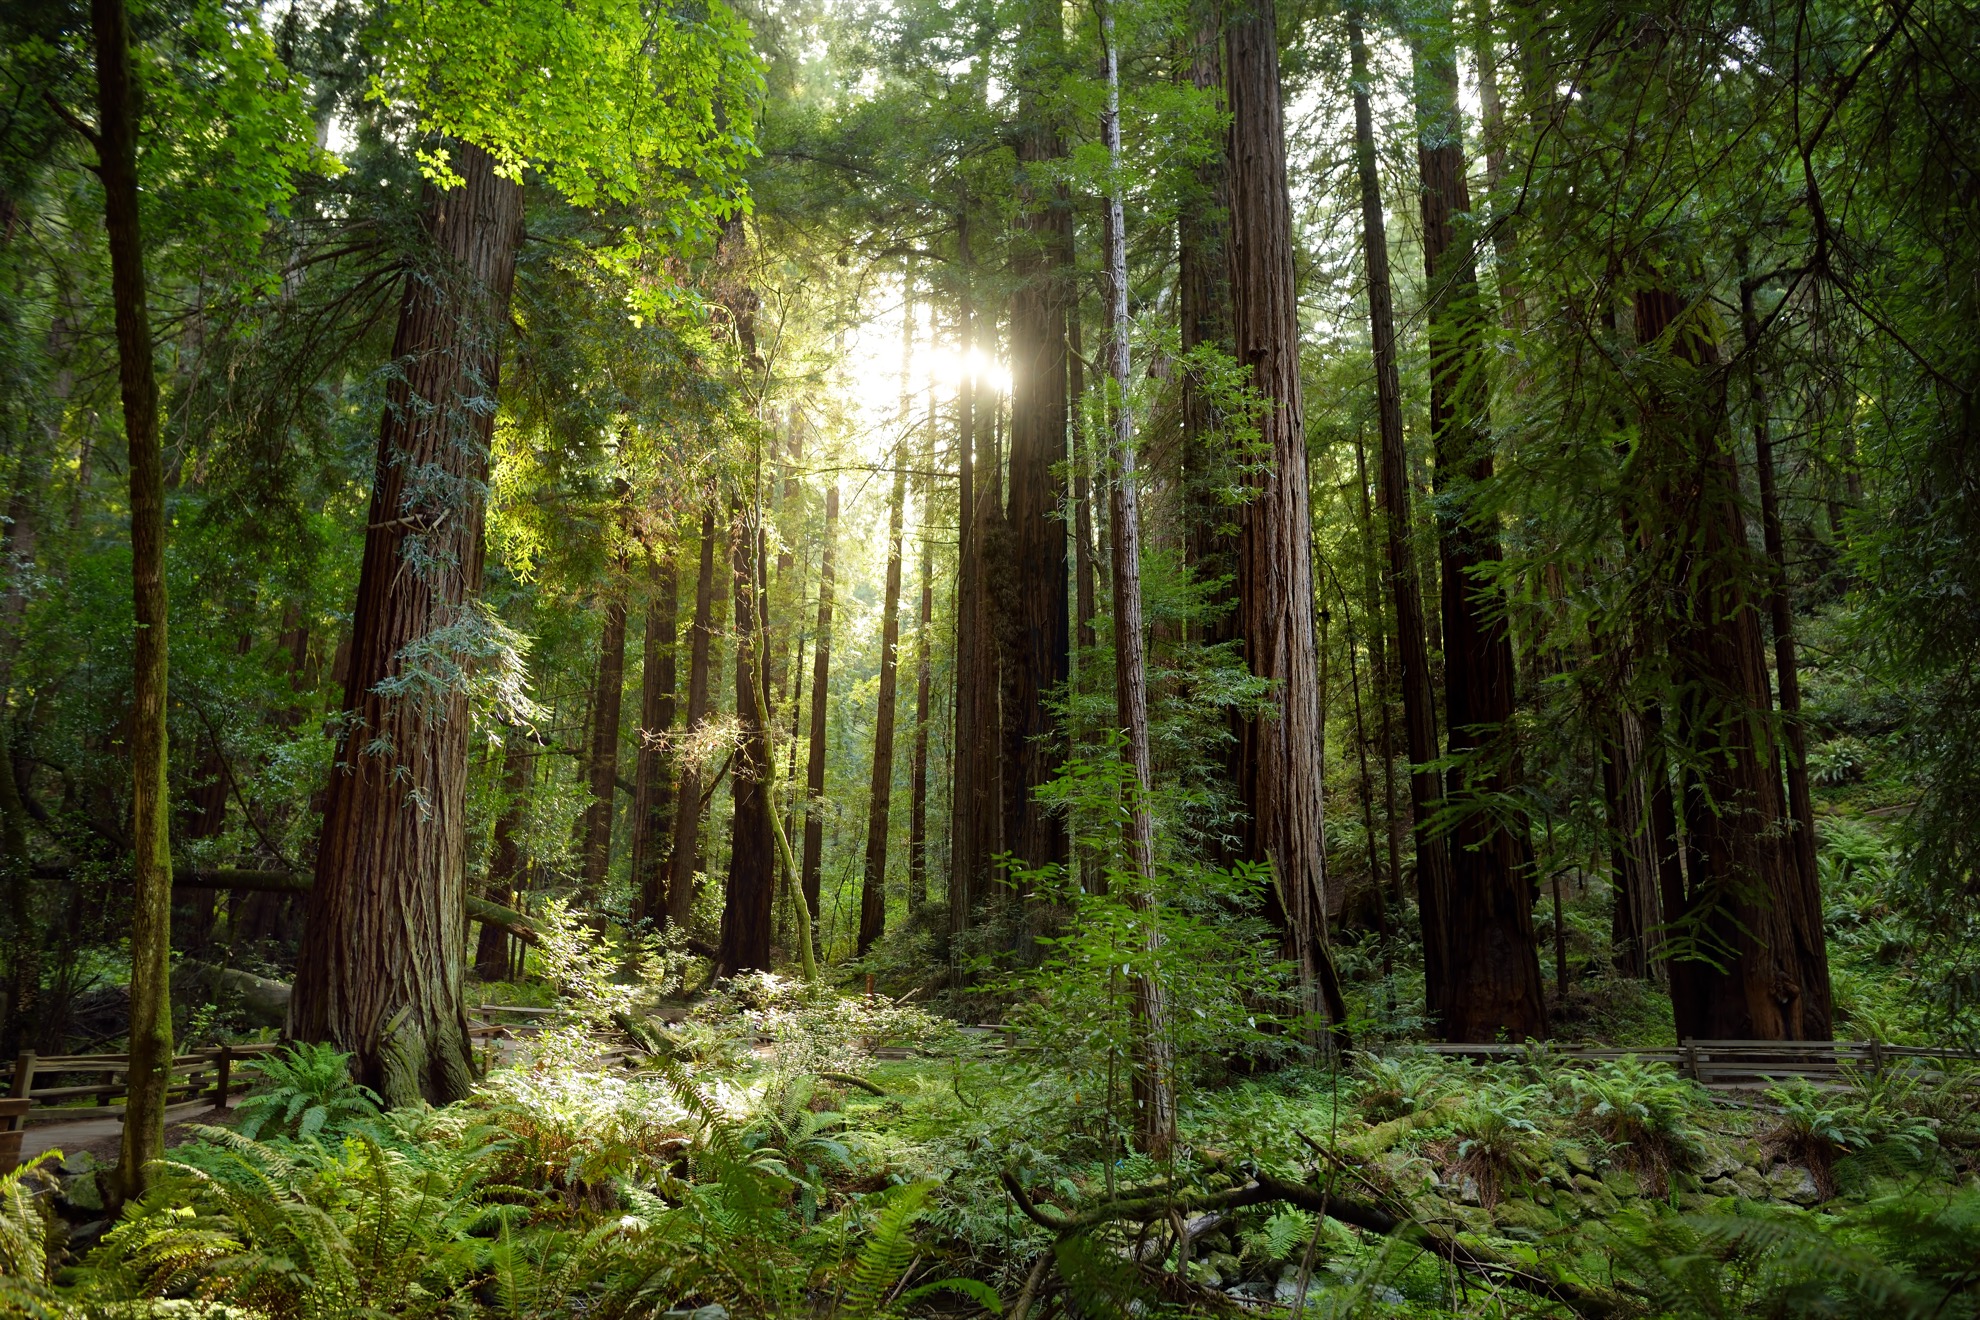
[21,1097,239,1167]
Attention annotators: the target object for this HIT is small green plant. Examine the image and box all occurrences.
[1762,1077,1940,1197]
[1567,1057,1704,1195]
[233,1041,382,1140]
[742,1076,859,1218]
[0,1149,60,1298]
[1353,1053,1448,1123]
[1448,1084,1548,1206]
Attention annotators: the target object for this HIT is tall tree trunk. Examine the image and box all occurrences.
[718,502,775,973]
[293,141,523,1107]
[85,0,173,1202]
[1414,9,1547,1042]
[581,595,628,903]
[949,220,997,937]
[801,487,838,944]
[908,469,934,907]
[1634,287,1830,1042]
[477,731,530,981]
[1179,0,1237,648]
[1349,7,1453,1019]
[630,555,679,926]
[1743,274,1824,1022]
[1599,695,1665,980]
[859,453,909,955]
[666,508,719,930]
[1071,312,1098,656]
[1003,0,1073,882]
[1227,0,1345,1032]
[1101,16,1177,1151]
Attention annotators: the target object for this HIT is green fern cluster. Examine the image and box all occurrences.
[1566,1057,1705,1195]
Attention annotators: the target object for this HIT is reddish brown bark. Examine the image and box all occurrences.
[908,468,934,907]
[718,503,775,974]
[1002,0,1073,881]
[859,454,909,955]
[1634,287,1831,1042]
[293,140,524,1106]
[581,595,627,903]
[1350,8,1454,1016]
[1415,18,1547,1042]
[1226,0,1345,1031]
[630,554,679,927]
[949,227,998,935]
[666,509,719,930]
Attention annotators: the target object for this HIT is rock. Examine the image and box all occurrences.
[58,1173,103,1214]
[659,1308,728,1320]
[1494,1199,1558,1233]
[1208,1252,1243,1280]
[1274,1266,1324,1307]
[1729,1167,1769,1200]
[1696,1145,1742,1181]
[1563,1144,1597,1176]
[1460,1175,1482,1205]
[1602,1166,1641,1199]
[1768,1164,1822,1206]
[1572,1174,1604,1196]
[1188,1261,1223,1289]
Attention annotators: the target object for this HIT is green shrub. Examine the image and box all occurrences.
[1567,1057,1704,1195]
[233,1041,381,1140]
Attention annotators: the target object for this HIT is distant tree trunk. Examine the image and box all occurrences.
[1742,274,1822,981]
[666,508,719,930]
[1350,7,1453,1020]
[801,487,839,942]
[950,219,998,937]
[1101,17,1177,1151]
[1003,0,1073,882]
[1179,0,1237,648]
[1071,312,1098,656]
[581,595,627,904]
[1414,9,1547,1043]
[908,473,934,907]
[718,502,775,974]
[1226,0,1345,1032]
[1599,696,1665,981]
[293,139,523,1108]
[630,555,679,927]
[85,0,173,1202]
[1634,287,1831,1042]
[477,731,530,981]
[860,453,909,955]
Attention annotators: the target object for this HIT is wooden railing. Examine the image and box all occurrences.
[1415,1038,1980,1086]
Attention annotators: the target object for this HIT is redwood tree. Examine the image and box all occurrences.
[1414,8,1547,1042]
[580,593,628,902]
[292,141,524,1106]
[800,487,839,937]
[630,554,679,926]
[1224,0,1342,1029]
[718,502,775,973]
[667,509,719,930]
[859,451,909,955]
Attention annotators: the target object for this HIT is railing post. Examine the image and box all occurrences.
[6,1051,33,1101]
[212,1045,232,1110]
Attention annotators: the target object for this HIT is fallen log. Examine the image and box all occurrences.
[999,1166,1623,1318]
[166,868,547,947]
[177,960,290,1027]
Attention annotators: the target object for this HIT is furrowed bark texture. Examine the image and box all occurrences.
[1179,0,1238,649]
[631,556,679,927]
[293,140,522,1108]
[667,508,719,930]
[719,504,775,974]
[1415,20,1547,1042]
[581,596,628,902]
[1600,698,1668,981]
[949,235,997,936]
[1634,288,1830,1042]
[1102,18,1177,1154]
[1225,0,1340,1024]
[1003,0,1072,882]
[801,487,838,938]
[860,454,909,955]
[91,0,173,1199]
[1350,8,1453,1015]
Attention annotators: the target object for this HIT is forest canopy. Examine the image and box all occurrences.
[2,0,1979,1311]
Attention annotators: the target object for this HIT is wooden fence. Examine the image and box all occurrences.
[1,1042,281,1173]
[1415,1038,1980,1086]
